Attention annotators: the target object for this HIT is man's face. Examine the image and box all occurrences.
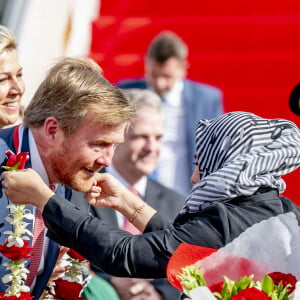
[145,57,186,97]
[112,107,163,181]
[49,120,127,192]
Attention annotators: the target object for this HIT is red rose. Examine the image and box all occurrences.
[230,287,270,300]
[0,292,33,299]
[53,278,87,300]
[0,240,33,260]
[268,272,297,293]
[209,281,224,294]
[4,151,29,170]
[68,248,86,261]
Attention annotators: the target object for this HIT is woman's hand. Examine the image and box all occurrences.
[85,173,137,211]
[85,173,157,232]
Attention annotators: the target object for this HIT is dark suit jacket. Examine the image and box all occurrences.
[0,126,62,299]
[70,177,185,300]
[117,78,224,190]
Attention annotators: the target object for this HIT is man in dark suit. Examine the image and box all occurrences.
[0,57,133,299]
[73,89,185,300]
[118,31,224,196]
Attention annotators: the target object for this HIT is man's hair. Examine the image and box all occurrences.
[0,25,17,52]
[146,31,188,63]
[24,57,135,134]
[122,88,162,111]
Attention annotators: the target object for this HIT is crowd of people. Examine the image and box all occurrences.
[0,24,299,300]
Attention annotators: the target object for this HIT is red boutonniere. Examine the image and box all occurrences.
[3,151,29,171]
[0,151,33,299]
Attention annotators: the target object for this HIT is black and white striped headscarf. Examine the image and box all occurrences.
[181,111,300,214]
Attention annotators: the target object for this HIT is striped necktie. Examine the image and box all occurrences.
[25,210,45,287]
[25,184,56,287]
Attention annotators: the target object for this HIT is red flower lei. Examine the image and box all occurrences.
[0,150,32,299]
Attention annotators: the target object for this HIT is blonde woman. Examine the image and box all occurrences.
[0,25,25,128]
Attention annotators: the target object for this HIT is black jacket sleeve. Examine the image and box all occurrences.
[44,191,300,279]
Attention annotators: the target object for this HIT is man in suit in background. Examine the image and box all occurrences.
[74,88,185,300]
[118,31,224,196]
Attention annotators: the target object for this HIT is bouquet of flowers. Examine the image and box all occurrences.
[179,264,298,299]
[167,213,300,300]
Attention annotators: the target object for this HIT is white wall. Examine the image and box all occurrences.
[17,0,99,107]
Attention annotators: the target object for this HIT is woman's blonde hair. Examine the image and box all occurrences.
[0,25,17,52]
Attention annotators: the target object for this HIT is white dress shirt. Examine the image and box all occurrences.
[18,125,60,291]
[155,80,191,196]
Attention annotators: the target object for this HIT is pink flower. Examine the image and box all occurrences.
[0,240,33,260]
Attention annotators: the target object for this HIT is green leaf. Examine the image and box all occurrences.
[261,275,274,294]
[179,266,206,291]
[2,162,20,171]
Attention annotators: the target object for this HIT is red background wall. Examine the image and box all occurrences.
[89,0,300,203]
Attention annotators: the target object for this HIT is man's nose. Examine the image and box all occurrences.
[95,147,115,167]
[154,77,167,91]
[144,137,160,152]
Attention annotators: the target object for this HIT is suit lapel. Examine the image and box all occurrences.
[144,179,163,209]
[91,206,119,228]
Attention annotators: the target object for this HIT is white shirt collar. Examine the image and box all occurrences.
[163,79,184,106]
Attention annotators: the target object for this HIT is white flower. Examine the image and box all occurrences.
[1,201,33,296]
[185,286,217,300]
[6,236,25,247]
[294,282,300,300]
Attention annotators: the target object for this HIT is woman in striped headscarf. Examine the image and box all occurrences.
[181,111,300,215]
[2,111,300,280]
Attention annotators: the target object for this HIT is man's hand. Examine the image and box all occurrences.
[48,246,69,282]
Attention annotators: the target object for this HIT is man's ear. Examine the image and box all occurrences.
[43,117,59,140]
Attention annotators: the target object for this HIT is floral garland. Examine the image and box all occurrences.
[0,151,90,300]
[0,151,33,300]
[42,248,90,300]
